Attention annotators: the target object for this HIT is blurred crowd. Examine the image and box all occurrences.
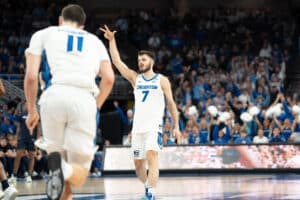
[113,8,299,146]
[0,2,299,160]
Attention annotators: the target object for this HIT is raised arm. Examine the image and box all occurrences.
[273,117,283,131]
[292,115,298,132]
[100,25,137,87]
[254,116,262,129]
[161,75,181,142]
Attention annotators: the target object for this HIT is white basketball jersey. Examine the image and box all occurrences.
[132,74,165,133]
[25,25,110,95]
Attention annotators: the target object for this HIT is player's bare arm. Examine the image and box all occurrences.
[24,53,41,134]
[96,60,115,109]
[0,79,5,96]
[161,75,181,142]
[100,25,137,87]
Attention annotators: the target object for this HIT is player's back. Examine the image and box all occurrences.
[30,25,108,94]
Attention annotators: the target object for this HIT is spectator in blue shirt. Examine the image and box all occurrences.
[274,118,293,142]
[234,129,252,144]
[214,127,229,145]
[230,122,242,143]
[188,125,200,144]
[199,116,209,144]
[269,127,286,143]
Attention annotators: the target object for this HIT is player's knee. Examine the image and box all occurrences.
[134,160,145,171]
[146,150,158,163]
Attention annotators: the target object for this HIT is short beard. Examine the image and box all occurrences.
[139,63,151,73]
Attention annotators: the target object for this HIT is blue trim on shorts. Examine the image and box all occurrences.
[158,132,163,149]
[94,109,101,145]
[41,50,52,90]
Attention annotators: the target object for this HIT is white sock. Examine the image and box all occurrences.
[144,180,148,188]
[148,187,155,196]
[61,159,73,180]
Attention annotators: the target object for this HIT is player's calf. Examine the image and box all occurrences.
[47,152,64,200]
[66,164,89,187]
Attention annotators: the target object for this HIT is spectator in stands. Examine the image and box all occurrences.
[274,118,293,142]
[253,128,269,144]
[33,149,47,179]
[199,116,209,144]
[213,124,230,145]
[0,135,7,170]
[0,3,297,147]
[11,105,41,183]
[180,130,189,145]
[234,129,252,144]
[269,127,286,143]
[147,33,161,50]
[230,122,242,143]
[1,117,16,136]
[5,135,17,177]
[256,118,272,138]
[188,125,200,144]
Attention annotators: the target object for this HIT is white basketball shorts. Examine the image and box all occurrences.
[131,131,163,159]
[38,85,98,169]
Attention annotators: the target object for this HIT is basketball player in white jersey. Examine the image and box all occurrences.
[101,25,181,200]
[24,5,114,200]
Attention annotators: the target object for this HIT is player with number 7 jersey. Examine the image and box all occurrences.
[101,25,181,200]
[133,74,165,133]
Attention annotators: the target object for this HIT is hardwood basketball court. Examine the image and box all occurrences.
[14,173,300,199]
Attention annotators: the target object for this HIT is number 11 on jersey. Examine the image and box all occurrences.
[67,35,83,52]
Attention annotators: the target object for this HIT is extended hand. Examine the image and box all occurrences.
[26,110,39,135]
[173,128,181,144]
[99,25,117,41]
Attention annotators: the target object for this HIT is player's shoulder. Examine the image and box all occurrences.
[158,73,169,81]
[39,26,58,33]
[85,32,101,42]
[159,74,171,88]
[86,32,106,48]
[31,26,58,37]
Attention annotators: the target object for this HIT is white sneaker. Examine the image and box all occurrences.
[25,176,32,183]
[32,171,38,176]
[0,190,4,199]
[8,176,16,186]
[96,171,102,177]
[3,185,18,200]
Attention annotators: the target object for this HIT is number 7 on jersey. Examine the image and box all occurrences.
[141,90,149,102]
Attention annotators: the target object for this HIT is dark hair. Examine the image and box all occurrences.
[61,4,86,26]
[138,50,155,60]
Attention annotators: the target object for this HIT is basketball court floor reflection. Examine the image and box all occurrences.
[15,173,300,199]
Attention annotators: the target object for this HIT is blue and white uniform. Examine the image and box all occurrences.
[26,25,110,168]
[131,74,165,159]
